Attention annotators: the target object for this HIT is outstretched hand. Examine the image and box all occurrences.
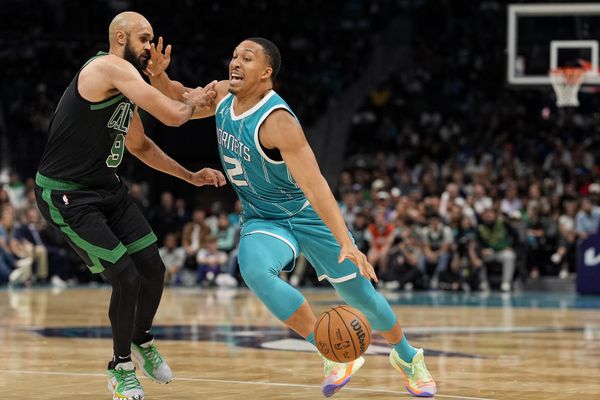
[188,168,227,187]
[144,36,172,77]
[183,80,218,110]
[338,244,379,282]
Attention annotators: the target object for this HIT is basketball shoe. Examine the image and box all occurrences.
[132,339,173,384]
[320,355,365,397]
[107,361,144,400]
[390,348,436,397]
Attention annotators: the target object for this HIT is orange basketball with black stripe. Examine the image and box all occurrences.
[314,305,371,362]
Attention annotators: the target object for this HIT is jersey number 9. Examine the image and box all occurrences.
[106,134,125,168]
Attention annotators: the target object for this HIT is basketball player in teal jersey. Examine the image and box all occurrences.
[35,12,226,400]
[148,37,436,397]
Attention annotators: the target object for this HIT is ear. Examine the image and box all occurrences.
[261,66,273,82]
[115,30,127,46]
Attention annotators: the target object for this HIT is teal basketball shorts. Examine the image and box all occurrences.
[239,206,359,283]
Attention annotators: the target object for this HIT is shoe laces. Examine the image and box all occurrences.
[409,358,434,384]
[117,368,141,391]
[141,344,163,368]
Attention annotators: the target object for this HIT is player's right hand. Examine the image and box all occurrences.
[339,244,379,283]
[183,81,218,110]
[188,168,227,187]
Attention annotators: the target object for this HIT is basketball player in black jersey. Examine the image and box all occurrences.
[35,11,226,400]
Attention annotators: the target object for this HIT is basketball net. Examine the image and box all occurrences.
[549,67,585,107]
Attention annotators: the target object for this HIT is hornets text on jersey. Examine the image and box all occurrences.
[215,90,309,221]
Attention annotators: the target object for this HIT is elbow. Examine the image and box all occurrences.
[126,139,150,158]
[302,187,316,202]
[164,114,187,127]
[126,145,143,158]
[127,147,138,157]
[301,176,327,201]
[161,106,190,127]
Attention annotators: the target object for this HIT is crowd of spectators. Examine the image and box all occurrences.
[2,163,599,292]
[340,0,600,291]
[334,171,600,292]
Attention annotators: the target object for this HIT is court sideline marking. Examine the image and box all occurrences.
[0,369,496,400]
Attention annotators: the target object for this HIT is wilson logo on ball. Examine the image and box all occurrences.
[351,319,367,353]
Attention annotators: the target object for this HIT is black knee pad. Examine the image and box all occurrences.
[131,244,165,282]
[107,259,141,292]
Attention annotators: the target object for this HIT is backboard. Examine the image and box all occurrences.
[507,3,600,86]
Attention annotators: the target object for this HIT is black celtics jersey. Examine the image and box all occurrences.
[38,52,134,187]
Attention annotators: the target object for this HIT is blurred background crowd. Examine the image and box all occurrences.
[1,0,599,291]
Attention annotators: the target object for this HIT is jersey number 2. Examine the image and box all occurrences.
[106,134,125,168]
[223,156,248,186]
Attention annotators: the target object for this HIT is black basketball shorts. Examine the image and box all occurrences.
[34,172,157,279]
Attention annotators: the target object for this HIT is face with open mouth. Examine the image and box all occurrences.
[228,40,271,95]
[229,68,244,91]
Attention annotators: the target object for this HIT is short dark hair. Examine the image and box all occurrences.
[247,37,281,82]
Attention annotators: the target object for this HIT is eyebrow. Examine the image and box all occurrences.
[235,48,256,54]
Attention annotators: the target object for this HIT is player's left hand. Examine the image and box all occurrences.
[144,36,171,77]
[188,168,227,187]
[338,244,379,282]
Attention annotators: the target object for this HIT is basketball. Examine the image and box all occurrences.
[314,305,371,362]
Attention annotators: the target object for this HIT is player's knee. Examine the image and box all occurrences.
[239,261,272,289]
[108,258,141,292]
[334,275,376,303]
[238,252,283,289]
[343,286,377,310]
[131,244,165,282]
[335,277,396,331]
[238,240,282,288]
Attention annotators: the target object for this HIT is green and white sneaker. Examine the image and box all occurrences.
[107,361,144,400]
[132,339,173,384]
[390,348,436,397]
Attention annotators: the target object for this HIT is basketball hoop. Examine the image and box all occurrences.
[550,67,586,107]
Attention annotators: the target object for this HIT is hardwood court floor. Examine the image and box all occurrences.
[1,286,599,399]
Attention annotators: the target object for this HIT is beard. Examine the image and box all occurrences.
[123,41,149,73]
[228,83,240,95]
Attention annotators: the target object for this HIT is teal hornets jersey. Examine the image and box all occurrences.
[215,91,308,221]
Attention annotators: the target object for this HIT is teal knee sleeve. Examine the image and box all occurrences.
[332,276,397,331]
[238,234,305,321]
